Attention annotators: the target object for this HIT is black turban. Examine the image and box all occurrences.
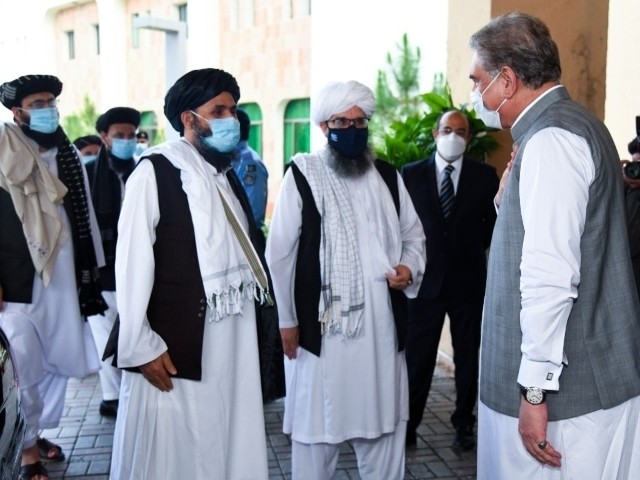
[96,107,141,133]
[0,74,63,109]
[236,109,251,141]
[164,68,241,135]
[136,130,149,141]
[73,135,102,150]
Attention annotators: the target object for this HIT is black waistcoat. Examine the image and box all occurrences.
[289,159,408,357]
[145,154,208,380]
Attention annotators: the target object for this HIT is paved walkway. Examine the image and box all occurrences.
[42,366,476,479]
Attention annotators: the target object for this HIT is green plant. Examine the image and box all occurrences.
[61,94,99,141]
[371,34,424,153]
[374,73,501,169]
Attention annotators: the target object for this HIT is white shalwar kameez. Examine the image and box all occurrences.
[0,146,102,448]
[110,144,267,480]
[266,160,426,479]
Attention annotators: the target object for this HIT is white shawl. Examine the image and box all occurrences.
[145,139,262,322]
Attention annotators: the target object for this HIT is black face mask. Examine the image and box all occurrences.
[327,126,369,158]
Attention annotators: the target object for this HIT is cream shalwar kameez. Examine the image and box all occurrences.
[0,145,102,448]
[110,141,267,480]
[266,158,426,479]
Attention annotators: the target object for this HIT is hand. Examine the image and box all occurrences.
[281,327,299,360]
[386,264,413,290]
[518,399,562,467]
[139,351,177,392]
[495,149,516,208]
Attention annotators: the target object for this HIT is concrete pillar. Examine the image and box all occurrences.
[96,0,129,110]
[187,0,221,70]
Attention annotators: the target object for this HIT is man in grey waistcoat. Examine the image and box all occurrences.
[469,12,640,479]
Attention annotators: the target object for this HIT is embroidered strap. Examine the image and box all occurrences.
[216,185,273,306]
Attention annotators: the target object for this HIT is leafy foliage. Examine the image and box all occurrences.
[61,94,99,141]
[371,37,501,170]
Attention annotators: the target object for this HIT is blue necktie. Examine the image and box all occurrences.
[440,164,455,218]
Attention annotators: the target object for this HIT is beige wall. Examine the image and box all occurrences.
[606,0,640,158]
[447,0,613,175]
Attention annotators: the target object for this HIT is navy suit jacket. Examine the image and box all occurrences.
[401,155,499,301]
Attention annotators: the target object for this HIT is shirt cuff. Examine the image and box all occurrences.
[517,358,563,391]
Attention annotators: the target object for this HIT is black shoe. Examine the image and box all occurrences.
[405,429,417,447]
[453,425,475,451]
[99,399,119,417]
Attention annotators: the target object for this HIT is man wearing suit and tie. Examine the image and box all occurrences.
[401,109,499,450]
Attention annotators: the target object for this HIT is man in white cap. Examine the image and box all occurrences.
[0,74,105,480]
[266,80,426,479]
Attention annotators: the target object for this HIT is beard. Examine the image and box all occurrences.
[191,116,232,172]
[17,112,61,149]
[326,145,374,178]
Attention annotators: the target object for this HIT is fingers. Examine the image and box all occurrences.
[524,438,562,467]
[139,352,175,392]
[386,265,413,290]
[280,327,299,360]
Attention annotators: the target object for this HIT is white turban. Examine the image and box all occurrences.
[310,80,376,126]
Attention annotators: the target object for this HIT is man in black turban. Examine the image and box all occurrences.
[0,74,106,479]
[164,67,240,135]
[84,106,141,420]
[109,68,283,479]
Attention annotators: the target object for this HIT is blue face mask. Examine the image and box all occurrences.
[110,138,137,160]
[328,126,369,158]
[27,107,59,134]
[191,112,240,153]
[81,154,98,164]
[134,143,148,156]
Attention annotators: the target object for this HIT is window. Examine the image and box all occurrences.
[93,24,100,55]
[176,4,188,36]
[132,14,140,48]
[238,102,263,156]
[283,99,310,166]
[65,31,75,60]
[139,111,158,145]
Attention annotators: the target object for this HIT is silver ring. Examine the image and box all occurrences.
[537,440,548,450]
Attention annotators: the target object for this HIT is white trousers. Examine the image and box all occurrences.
[291,420,407,480]
[87,291,121,400]
[21,373,67,448]
[478,396,640,480]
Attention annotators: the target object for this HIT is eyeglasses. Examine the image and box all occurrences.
[438,126,469,137]
[326,117,369,129]
[23,98,58,110]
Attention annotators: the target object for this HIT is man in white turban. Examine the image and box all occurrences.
[266,80,426,479]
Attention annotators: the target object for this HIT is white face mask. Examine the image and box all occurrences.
[470,72,507,129]
[436,133,467,162]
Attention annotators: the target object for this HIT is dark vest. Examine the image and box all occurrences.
[0,156,80,303]
[111,154,285,401]
[290,159,408,356]
[144,154,208,380]
[481,87,640,420]
[0,188,35,302]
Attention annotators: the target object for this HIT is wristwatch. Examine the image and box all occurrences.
[520,386,546,405]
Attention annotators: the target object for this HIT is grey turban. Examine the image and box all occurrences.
[164,68,241,135]
[0,74,63,109]
[310,80,376,126]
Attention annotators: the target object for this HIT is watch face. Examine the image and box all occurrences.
[526,388,544,404]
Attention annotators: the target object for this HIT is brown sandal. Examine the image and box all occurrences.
[18,461,49,480]
[36,437,65,463]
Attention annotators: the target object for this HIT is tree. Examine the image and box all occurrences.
[61,94,99,141]
[371,35,501,170]
[371,33,424,152]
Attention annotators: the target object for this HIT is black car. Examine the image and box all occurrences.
[0,327,25,477]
